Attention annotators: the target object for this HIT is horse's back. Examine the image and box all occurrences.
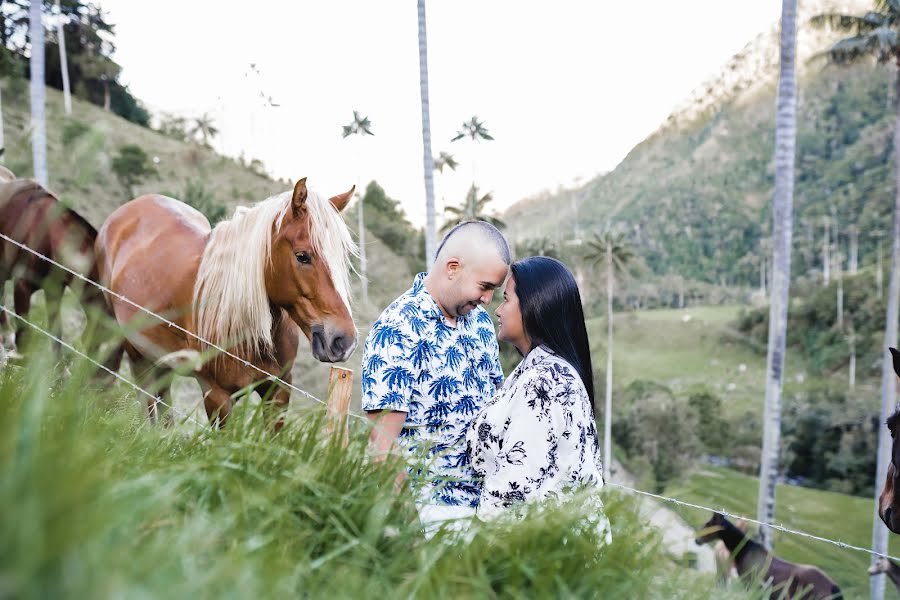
[774,560,841,599]
[97,195,210,337]
[0,178,97,277]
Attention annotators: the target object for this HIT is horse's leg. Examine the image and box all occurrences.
[43,279,64,360]
[76,282,123,374]
[203,382,232,428]
[12,279,34,353]
[0,266,12,350]
[256,379,290,432]
[157,376,176,428]
[260,314,299,432]
[124,342,163,423]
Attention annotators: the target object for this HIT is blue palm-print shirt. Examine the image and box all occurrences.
[362,273,504,508]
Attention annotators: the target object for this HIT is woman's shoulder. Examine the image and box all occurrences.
[517,347,584,391]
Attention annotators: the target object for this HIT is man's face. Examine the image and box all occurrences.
[444,254,509,318]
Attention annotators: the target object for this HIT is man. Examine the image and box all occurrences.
[362,220,510,523]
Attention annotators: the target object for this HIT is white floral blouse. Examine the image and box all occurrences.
[465,344,605,518]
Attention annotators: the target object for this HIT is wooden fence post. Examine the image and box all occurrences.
[325,366,353,445]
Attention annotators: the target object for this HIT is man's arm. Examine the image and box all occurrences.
[366,410,407,460]
[367,410,409,487]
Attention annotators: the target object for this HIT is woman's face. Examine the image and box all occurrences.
[495,275,530,353]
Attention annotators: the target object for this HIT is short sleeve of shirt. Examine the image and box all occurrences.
[361,318,418,413]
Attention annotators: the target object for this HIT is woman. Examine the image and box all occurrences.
[466,256,608,527]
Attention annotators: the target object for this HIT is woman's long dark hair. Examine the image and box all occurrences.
[510,256,594,410]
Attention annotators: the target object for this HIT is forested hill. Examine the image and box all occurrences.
[503,0,888,287]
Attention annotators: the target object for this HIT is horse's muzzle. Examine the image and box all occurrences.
[311,325,357,363]
[882,505,900,534]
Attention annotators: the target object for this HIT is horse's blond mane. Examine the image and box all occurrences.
[192,189,356,358]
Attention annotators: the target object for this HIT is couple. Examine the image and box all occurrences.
[362,221,607,533]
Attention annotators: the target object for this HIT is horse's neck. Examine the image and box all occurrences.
[886,561,900,589]
[720,527,766,574]
[52,213,97,272]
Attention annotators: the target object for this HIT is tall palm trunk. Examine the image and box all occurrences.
[870,54,900,600]
[357,188,368,306]
[761,253,767,294]
[0,83,5,153]
[55,0,71,115]
[823,217,831,286]
[849,329,856,389]
[837,256,844,329]
[756,0,797,551]
[29,0,48,187]
[603,237,613,476]
[417,0,437,265]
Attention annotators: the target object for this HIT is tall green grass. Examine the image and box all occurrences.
[0,340,759,599]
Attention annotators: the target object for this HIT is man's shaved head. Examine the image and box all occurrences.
[425,221,510,322]
[432,220,511,271]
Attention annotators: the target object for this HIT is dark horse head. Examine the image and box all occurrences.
[880,348,900,534]
[694,512,732,546]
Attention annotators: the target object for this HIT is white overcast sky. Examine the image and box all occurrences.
[97,1,781,227]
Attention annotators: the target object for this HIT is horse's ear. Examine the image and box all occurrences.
[329,185,355,212]
[891,347,900,379]
[292,177,308,216]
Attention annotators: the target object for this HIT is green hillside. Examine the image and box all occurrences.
[504,0,892,292]
[0,75,416,406]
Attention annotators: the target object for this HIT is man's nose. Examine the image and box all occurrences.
[480,290,494,304]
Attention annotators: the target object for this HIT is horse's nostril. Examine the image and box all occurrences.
[887,507,894,525]
[330,335,347,357]
[311,331,326,357]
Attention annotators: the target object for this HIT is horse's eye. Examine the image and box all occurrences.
[295,251,311,265]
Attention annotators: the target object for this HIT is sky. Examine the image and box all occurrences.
[98,1,782,228]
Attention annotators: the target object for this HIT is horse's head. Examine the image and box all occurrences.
[869,557,893,576]
[267,178,357,363]
[879,347,900,533]
[694,512,726,545]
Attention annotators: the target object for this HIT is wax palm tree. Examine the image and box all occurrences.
[342,110,373,138]
[29,0,47,186]
[342,110,374,305]
[584,230,634,474]
[417,0,438,265]
[434,151,458,174]
[440,184,505,233]
[190,113,219,147]
[451,116,493,143]
[54,0,71,115]
[451,116,493,185]
[811,0,900,581]
[755,0,798,552]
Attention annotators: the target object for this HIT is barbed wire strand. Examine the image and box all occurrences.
[0,232,367,421]
[0,304,206,428]
[605,481,900,563]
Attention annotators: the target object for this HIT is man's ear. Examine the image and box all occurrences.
[446,257,460,280]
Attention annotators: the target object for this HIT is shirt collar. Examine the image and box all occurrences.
[410,272,474,325]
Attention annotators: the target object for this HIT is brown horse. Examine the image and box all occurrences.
[0,168,118,363]
[95,178,357,425]
[695,513,842,599]
[878,347,900,533]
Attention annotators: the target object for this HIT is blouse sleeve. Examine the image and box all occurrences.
[477,370,564,518]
